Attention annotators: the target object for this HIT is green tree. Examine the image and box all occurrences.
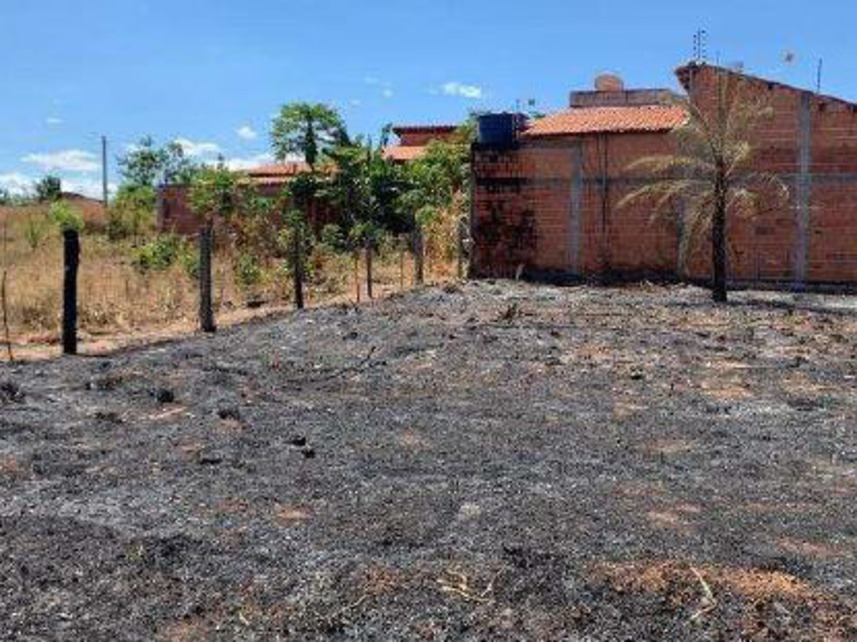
[398,121,474,275]
[188,164,240,225]
[34,175,62,202]
[322,130,406,296]
[188,165,241,332]
[270,102,347,170]
[619,74,787,302]
[108,184,157,241]
[118,136,198,188]
[277,207,311,309]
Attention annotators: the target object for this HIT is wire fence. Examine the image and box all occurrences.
[0,212,458,361]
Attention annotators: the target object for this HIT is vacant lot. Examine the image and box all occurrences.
[1,281,856,640]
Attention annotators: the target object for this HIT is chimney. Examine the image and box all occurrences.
[569,73,676,108]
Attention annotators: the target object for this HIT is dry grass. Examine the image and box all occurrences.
[0,204,454,360]
[593,559,856,639]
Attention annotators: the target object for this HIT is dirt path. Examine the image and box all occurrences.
[1,281,856,640]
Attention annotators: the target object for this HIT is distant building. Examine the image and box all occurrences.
[383,125,459,163]
[471,63,857,288]
[158,124,458,236]
[157,162,339,236]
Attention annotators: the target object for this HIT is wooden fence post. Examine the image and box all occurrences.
[62,229,80,354]
[456,218,465,280]
[353,251,361,303]
[198,223,216,333]
[365,244,373,299]
[413,225,424,286]
[398,238,405,291]
[292,227,305,310]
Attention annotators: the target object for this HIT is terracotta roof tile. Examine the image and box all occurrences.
[383,145,427,162]
[245,162,312,177]
[524,105,686,137]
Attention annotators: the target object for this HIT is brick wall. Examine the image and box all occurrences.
[472,65,857,287]
[157,183,339,237]
[471,133,678,280]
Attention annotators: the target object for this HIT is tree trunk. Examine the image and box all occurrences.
[456,218,465,280]
[413,226,424,286]
[292,228,304,310]
[62,229,80,354]
[399,242,405,291]
[365,244,373,299]
[198,222,216,332]
[711,194,728,303]
[353,251,361,303]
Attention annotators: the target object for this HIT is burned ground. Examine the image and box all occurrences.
[1,281,856,640]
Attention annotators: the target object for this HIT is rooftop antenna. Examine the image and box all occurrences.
[693,29,708,63]
[816,58,823,94]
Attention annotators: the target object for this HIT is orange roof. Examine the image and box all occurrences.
[245,162,312,177]
[383,145,427,162]
[524,105,686,137]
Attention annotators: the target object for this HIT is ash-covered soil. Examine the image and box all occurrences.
[1,281,856,641]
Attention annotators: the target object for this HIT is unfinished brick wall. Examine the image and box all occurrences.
[471,133,678,280]
[473,64,857,287]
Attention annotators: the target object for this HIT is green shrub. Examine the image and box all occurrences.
[319,223,346,252]
[108,185,155,240]
[132,234,184,272]
[180,246,199,280]
[48,201,83,233]
[24,214,50,249]
[235,252,262,287]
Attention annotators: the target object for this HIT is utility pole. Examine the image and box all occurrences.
[101,135,108,208]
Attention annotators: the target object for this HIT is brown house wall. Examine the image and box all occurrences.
[157,184,339,237]
[472,65,857,287]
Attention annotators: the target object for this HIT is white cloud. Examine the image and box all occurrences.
[0,172,35,196]
[173,137,221,158]
[442,81,483,99]
[364,76,394,98]
[0,172,115,199]
[223,152,275,171]
[61,176,117,199]
[46,117,63,126]
[21,149,99,172]
[236,125,258,140]
[349,98,362,107]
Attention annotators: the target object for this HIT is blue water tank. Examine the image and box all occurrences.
[478,113,522,145]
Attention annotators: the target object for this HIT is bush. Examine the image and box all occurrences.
[181,246,199,280]
[48,201,83,233]
[108,185,155,240]
[319,223,346,252]
[234,252,263,288]
[132,234,184,272]
[24,214,50,249]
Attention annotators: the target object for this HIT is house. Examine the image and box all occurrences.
[383,125,459,163]
[158,124,458,236]
[471,63,857,287]
[157,162,339,236]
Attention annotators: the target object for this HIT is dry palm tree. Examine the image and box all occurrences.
[620,72,788,302]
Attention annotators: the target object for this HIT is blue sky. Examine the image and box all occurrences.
[2,0,855,197]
